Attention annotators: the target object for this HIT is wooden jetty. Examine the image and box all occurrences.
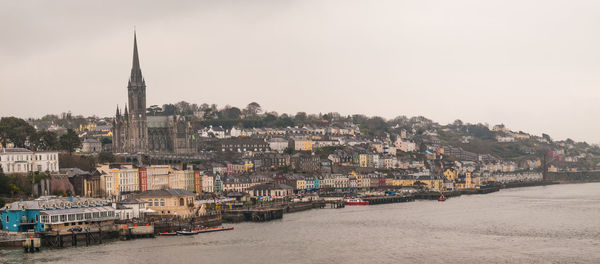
[362,196,414,205]
[320,199,345,209]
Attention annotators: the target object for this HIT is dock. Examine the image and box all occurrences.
[222,207,284,223]
[363,195,415,205]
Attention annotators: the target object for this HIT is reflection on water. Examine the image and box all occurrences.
[2,183,600,264]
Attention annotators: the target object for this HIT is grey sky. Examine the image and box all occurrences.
[1,0,599,143]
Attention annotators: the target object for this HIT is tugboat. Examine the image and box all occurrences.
[345,198,370,205]
[438,194,447,202]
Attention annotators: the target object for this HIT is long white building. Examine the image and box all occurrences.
[0,148,59,174]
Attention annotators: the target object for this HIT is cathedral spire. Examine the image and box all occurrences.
[116,105,120,117]
[130,30,144,84]
[124,105,128,117]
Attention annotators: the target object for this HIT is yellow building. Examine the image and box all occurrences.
[359,154,368,168]
[443,169,457,181]
[293,139,313,151]
[135,189,196,218]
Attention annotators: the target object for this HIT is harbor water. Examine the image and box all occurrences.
[2,182,600,264]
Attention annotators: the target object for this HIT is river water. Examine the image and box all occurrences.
[2,183,599,264]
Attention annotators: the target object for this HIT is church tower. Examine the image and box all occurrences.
[127,31,148,153]
[113,31,148,153]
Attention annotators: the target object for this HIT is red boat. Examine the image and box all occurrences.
[438,194,447,202]
[345,198,370,205]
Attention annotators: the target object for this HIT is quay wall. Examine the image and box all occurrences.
[547,171,600,183]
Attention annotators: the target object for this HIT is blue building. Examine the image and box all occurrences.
[1,196,115,233]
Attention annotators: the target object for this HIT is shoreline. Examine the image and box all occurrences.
[0,180,586,251]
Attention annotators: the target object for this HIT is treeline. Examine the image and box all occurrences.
[0,117,81,153]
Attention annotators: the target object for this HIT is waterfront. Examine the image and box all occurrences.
[3,183,600,264]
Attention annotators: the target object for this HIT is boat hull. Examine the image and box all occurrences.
[345,201,370,205]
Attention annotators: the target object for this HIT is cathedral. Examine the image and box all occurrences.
[113,33,195,154]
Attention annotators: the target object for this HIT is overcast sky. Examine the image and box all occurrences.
[1,0,599,143]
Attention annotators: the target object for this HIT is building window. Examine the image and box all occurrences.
[5,215,8,222]
[60,215,67,222]
[160,199,165,206]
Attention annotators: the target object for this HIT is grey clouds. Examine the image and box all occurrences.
[1,0,599,142]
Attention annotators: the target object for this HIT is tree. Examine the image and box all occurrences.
[146,105,162,116]
[59,129,82,154]
[264,114,277,126]
[219,107,242,119]
[283,147,294,155]
[0,117,35,148]
[98,152,115,164]
[243,102,262,118]
[30,130,59,151]
[542,133,553,143]
[294,112,307,124]
[162,104,176,115]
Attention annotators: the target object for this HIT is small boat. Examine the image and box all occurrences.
[158,232,178,236]
[345,198,369,205]
[195,226,234,234]
[176,226,235,236]
[176,230,200,236]
[438,194,447,202]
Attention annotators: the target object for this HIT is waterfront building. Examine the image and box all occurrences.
[113,197,147,220]
[99,164,139,198]
[0,148,59,174]
[134,189,196,218]
[246,184,294,199]
[0,196,115,232]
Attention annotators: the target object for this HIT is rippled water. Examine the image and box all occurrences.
[2,183,600,264]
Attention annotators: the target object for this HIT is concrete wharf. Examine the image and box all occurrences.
[222,207,284,223]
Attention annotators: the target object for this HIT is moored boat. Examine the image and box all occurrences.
[159,232,178,236]
[345,198,369,205]
[176,226,235,236]
[438,194,447,202]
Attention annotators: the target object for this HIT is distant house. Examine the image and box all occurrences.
[0,148,59,174]
[269,138,288,153]
[81,138,102,152]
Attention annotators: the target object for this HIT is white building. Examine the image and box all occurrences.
[269,138,288,153]
[202,175,214,193]
[395,139,416,152]
[0,148,59,174]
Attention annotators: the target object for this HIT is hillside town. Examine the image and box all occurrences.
[1,32,598,248]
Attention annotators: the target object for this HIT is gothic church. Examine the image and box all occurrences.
[113,33,195,154]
